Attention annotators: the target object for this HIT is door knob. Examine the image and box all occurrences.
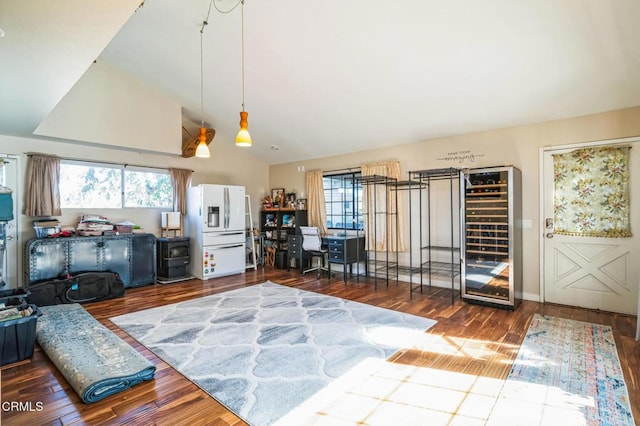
[546,233,554,239]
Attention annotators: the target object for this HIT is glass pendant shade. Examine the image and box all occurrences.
[235,111,252,147]
[195,127,211,158]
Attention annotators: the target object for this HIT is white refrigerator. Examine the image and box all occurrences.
[186,184,246,280]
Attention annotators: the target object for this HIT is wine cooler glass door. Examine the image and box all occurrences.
[462,168,513,305]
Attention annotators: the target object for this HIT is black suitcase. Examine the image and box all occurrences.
[27,272,125,306]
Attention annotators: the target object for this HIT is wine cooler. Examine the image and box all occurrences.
[460,166,522,309]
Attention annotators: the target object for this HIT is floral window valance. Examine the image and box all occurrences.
[553,146,631,238]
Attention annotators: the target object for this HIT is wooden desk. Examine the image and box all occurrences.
[326,235,366,283]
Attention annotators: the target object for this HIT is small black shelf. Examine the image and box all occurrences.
[422,245,460,251]
[260,209,307,253]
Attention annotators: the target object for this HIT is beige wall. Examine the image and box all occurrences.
[34,61,182,155]
[269,106,640,300]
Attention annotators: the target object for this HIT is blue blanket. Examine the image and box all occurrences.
[36,304,155,403]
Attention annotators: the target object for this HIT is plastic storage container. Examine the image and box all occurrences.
[0,304,39,366]
[0,288,31,306]
[34,226,61,238]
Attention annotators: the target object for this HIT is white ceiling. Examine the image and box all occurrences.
[2,0,640,165]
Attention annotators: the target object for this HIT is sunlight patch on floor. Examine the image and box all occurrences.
[488,378,592,425]
[275,357,591,425]
[275,357,504,425]
[366,328,508,361]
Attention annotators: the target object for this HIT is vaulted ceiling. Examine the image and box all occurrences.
[2,0,640,164]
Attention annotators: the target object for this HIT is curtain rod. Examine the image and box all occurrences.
[323,166,361,175]
[24,152,194,173]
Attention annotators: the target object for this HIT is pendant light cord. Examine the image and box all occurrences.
[241,0,246,112]
[200,0,244,122]
[213,0,242,14]
[200,0,215,128]
[200,23,205,127]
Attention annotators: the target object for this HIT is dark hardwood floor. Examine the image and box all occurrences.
[1,267,638,425]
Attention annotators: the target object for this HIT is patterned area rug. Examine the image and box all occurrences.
[492,314,635,425]
[36,304,156,403]
[110,281,436,425]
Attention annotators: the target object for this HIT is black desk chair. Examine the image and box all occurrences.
[300,226,330,279]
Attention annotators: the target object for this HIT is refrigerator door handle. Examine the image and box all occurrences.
[215,244,244,250]
[224,187,229,229]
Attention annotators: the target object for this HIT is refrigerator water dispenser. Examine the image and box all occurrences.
[207,206,219,227]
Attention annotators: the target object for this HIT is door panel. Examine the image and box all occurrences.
[542,139,639,315]
[205,244,245,278]
[26,240,68,283]
[68,239,101,273]
[201,184,224,232]
[0,156,19,289]
[226,186,246,231]
[101,238,131,284]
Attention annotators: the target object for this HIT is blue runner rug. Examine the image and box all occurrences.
[493,314,635,425]
[110,281,436,425]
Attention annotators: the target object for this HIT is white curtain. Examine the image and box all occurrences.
[361,160,405,252]
[305,170,328,235]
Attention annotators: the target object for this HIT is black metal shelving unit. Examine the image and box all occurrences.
[355,174,399,290]
[403,168,461,304]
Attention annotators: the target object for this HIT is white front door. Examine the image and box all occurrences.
[542,138,640,315]
[0,156,19,290]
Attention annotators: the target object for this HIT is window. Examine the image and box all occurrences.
[124,168,172,208]
[60,161,173,209]
[323,171,363,230]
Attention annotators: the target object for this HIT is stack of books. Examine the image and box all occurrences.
[76,215,114,236]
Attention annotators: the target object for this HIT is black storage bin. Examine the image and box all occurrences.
[275,250,287,269]
[0,304,39,366]
[0,288,30,307]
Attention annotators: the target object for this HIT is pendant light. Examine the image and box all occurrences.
[196,18,211,158]
[235,0,252,147]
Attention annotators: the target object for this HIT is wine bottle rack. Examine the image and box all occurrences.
[461,166,522,309]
